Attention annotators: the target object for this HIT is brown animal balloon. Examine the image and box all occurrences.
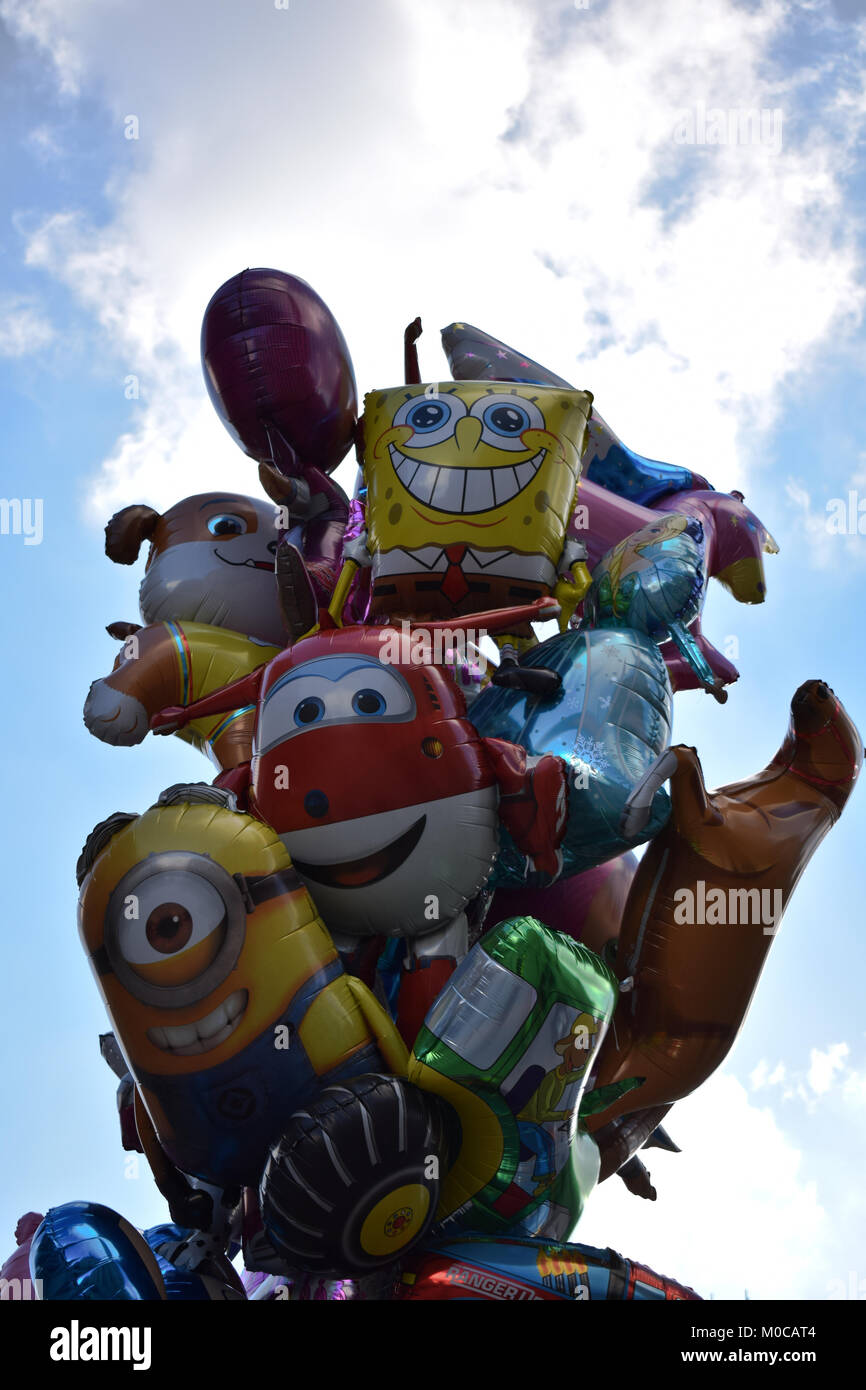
[586,679,862,1129]
[83,493,286,771]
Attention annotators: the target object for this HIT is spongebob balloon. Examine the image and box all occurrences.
[339,380,595,693]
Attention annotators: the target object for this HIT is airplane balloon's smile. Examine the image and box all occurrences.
[289,812,427,889]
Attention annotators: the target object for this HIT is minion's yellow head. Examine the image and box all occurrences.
[77,791,335,1078]
[362,382,593,558]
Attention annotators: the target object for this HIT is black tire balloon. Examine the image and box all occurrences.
[260,1074,452,1275]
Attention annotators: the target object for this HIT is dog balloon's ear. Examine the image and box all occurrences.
[105,505,161,564]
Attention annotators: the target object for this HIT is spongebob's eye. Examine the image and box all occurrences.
[469,394,545,452]
[485,403,531,436]
[207,513,247,536]
[407,401,447,432]
[393,392,467,446]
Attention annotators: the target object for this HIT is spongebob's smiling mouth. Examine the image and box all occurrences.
[388,444,546,514]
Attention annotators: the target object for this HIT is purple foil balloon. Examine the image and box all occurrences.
[201,268,358,479]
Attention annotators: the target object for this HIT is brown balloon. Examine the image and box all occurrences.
[586,679,862,1129]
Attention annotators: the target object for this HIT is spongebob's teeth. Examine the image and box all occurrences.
[493,466,520,506]
[409,462,439,504]
[147,989,248,1056]
[393,450,420,487]
[431,467,466,511]
[463,468,497,512]
[514,459,540,490]
[388,447,546,514]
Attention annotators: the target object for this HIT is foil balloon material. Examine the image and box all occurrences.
[31,1204,168,1302]
[85,492,287,769]
[470,626,672,888]
[582,515,722,696]
[409,917,627,1242]
[489,852,638,960]
[30,1204,245,1301]
[441,320,576,392]
[359,380,593,630]
[440,320,708,503]
[149,597,574,949]
[102,492,287,645]
[587,680,863,1129]
[86,620,280,772]
[652,490,778,606]
[582,410,709,506]
[57,278,855,1304]
[395,1234,701,1300]
[569,481,778,693]
[0,1212,44,1300]
[76,785,407,1191]
[260,1071,451,1275]
[201,268,358,479]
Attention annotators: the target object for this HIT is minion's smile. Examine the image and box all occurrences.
[388,443,546,515]
[147,988,248,1056]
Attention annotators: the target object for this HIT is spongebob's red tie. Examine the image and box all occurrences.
[440,544,469,604]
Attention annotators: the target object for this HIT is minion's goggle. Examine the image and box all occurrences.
[89,851,301,1009]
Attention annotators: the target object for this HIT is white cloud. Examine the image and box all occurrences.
[0,295,55,356]
[2,0,864,524]
[785,466,866,569]
[577,1072,830,1300]
[0,0,83,95]
[579,1046,866,1300]
[750,1058,786,1089]
[808,1041,851,1095]
[26,124,65,161]
[583,1042,866,1299]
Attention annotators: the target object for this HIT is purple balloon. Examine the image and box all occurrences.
[201,268,358,478]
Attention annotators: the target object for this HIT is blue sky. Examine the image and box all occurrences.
[1,0,865,1300]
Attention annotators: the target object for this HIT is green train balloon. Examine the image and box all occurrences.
[409,917,634,1242]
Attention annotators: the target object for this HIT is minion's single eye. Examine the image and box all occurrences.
[294,696,325,727]
[114,869,228,982]
[469,393,545,451]
[146,903,193,955]
[393,391,467,447]
[352,688,386,716]
[207,513,247,536]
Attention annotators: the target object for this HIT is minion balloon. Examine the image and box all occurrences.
[76,784,451,1275]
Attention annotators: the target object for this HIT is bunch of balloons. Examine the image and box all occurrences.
[12,269,861,1302]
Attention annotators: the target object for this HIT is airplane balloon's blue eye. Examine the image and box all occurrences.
[294,696,325,727]
[207,514,247,536]
[406,400,449,432]
[352,688,386,716]
[483,403,531,436]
